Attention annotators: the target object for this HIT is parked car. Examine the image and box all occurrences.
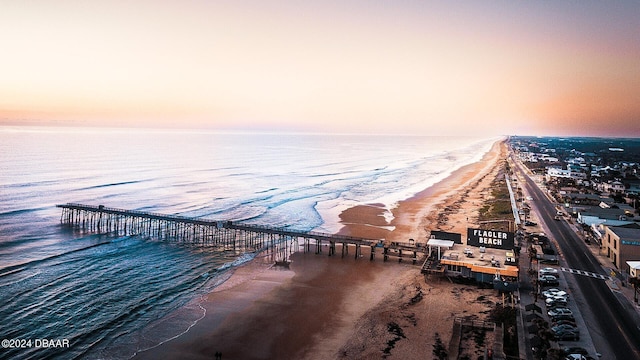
[548,307,573,317]
[549,293,568,301]
[562,346,588,356]
[546,297,568,308]
[542,289,568,298]
[565,355,587,360]
[552,324,580,333]
[553,328,580,341]
[540,255,560,265]
[539,275,559,286]
[525,220,537,226]
[547,303,569,311]
[552,314,576,322]
[545,292,568,300]
[539,267,559,276]
[553,319,577,328]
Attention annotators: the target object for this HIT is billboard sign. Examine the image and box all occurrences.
[430,230,462,244]
[467,228,514,249]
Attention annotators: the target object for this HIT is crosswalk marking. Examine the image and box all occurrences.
[561,267,613,281]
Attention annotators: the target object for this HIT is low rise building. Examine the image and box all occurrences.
[576,205,632,227]
[546,166,587,182]
[438,246,519,286]
[625,181,640,196]
[627,261,640,278]
[603,225,640,270]
[424,229,520,290]
[560,193,614,206]
[600,180,626,194]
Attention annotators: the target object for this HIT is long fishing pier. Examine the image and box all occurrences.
[57,203,425,264]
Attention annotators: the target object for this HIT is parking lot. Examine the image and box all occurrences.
[519,218,597,359]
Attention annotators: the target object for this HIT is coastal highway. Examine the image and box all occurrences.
[513,159,640,360]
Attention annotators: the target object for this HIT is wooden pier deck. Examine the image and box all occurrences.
[57,203,426,264]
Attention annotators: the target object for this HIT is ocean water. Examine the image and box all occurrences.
[0,126,497,359]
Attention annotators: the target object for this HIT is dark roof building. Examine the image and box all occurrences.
[603,225,640,271]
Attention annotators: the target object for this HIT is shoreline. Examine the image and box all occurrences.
[313,137,498,235]
[337,139,504,242]
[133,139,507,360]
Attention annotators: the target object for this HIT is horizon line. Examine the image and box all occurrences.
[0,121,638,139]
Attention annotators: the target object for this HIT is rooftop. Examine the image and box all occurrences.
[627,261,640,270]
[564,193,614,203]
[575,206,628,220]
[439,243,519,277]
[607,225,640,240]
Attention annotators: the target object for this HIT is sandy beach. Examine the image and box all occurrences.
[135,140,507,360]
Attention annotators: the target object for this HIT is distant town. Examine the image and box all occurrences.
[510,136,640,281]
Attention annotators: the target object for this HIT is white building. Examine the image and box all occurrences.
[546,166,587,181]
[547,167,570,178]
[627,261,640,278]
[600,181,626,193]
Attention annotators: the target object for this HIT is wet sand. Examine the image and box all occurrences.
[135,139,507,360]
[135,251,410,360]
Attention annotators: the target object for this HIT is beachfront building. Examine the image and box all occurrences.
[602,225,640,269]
[424,229,519,290]
[438,250,519,288]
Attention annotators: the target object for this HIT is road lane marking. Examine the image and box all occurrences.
[561,267,613,281]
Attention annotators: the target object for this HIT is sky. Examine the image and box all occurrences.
[1,0,639,136]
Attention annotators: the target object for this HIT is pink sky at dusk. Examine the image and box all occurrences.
[1,0,639,136]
